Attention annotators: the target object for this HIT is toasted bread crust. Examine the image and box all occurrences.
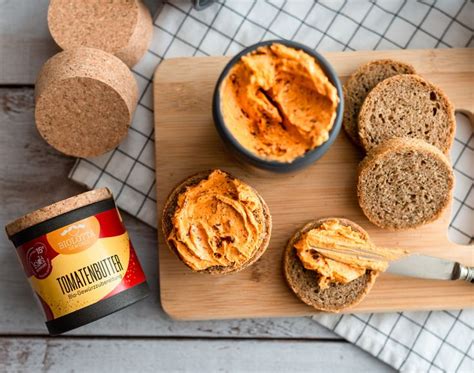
[283,217,378,312]
[357,138,454,230]
[161,170,272,275]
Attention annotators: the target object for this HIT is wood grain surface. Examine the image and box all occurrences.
[0,92,389,372]
[154,48,474,320]
[0,337,392,372]
[0,1,391,371]
[1,86,394,372]
[0,87,335,339]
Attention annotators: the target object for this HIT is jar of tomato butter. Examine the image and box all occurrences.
[5,188,149,335]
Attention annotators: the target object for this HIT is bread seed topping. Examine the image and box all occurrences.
[220,43,339,163]
[168,170,266,271]
[294,219,407,289]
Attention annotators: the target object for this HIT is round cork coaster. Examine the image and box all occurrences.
[48,0,153,67]
[35,47,138,158]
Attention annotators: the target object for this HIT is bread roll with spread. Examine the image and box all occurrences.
[162,170,271,274]
[284,218,407,312]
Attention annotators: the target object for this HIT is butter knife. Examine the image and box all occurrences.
[387,254,474,283]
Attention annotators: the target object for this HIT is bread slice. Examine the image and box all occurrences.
[358,138,454,230]
[283,218,378,312]
[358,74,455,154]
[343,59,416,146]
[161,170,272,275]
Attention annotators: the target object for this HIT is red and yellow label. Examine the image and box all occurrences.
[15,208,146,320]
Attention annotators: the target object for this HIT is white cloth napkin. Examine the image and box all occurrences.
[69,1,473,371]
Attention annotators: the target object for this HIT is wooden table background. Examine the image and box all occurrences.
[0,1,392,371]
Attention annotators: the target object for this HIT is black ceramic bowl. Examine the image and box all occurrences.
[212,40,344,173]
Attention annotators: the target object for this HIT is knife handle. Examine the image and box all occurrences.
[453,263,474,283]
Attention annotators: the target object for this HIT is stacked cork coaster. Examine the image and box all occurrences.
[48,0,152,67]
[35,0,153,158]
[35,48,138,158]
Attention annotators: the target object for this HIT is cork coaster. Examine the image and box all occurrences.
[5,188,112,237]
[48,0,153,67]
[35,47,138,158]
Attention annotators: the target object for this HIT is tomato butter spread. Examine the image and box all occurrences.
[5,188,149,335]
[168,170,266,271]
[294,220,407,289]
[220,43,339,163]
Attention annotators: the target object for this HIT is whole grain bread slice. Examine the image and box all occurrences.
[343,59,416,146]
[283,218,378,312]
[161,170,272,275]
[357,138,454,230]
[358,74,455,154]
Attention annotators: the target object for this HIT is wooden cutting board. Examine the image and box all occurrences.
[154,48,473,320]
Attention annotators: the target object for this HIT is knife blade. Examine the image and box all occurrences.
[387,254,474,282]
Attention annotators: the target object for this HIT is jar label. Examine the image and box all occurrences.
[15,207,146,320]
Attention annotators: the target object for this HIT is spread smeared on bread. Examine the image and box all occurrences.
[284,218,379,312]
[293,219,407,289]
[167,170,266,271]
[220,43,339,163]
